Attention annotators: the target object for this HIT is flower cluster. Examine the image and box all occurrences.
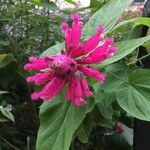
[24,14,117,106]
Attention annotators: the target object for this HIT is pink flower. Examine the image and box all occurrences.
[24,14,117,106]
[115,123,124,134]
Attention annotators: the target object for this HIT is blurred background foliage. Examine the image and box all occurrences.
[0,0,146,150]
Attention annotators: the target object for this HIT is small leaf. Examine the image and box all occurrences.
[94,107,115,128]
[77,124,89,143]
[0,106,14,122]
[0,54,15,69]
[86,98,95,113]
[97,100,113,119]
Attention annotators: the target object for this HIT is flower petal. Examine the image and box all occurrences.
[66,76,75,101]
[74,76,83,98]
[24,63,48,71]
[61,22,72,53]
[81,78,92,97]
[24,57,49,71]
[81,25,105,54]
[31,92,40,100]
[28,56,46,63]
[26,72,53,85]
[78,38,117,64]
[69,14,83,57]
[39,77,65,100]
[73,98,86,106]
[79,66,105,84]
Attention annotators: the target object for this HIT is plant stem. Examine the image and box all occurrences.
[0,136,21,150]
[127,53,150,65]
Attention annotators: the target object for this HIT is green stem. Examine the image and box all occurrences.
[127,53,150,66]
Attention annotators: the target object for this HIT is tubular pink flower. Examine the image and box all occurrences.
[61,22,72,52]
[39,77,65,100]
[74,98,87,106]
[81,78,92,97]
[66,77,75,101]
[24,13,117,106]
[78,38,117,64]
[24,63,48,71]
[70,14,83,49]
[26,72,53,85]
[31,92,40,100]
[81,25,105,54]
[79,66,105,84]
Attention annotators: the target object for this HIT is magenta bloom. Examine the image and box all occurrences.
[24,14,117,106]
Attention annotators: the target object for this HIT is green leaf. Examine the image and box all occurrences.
[93,90,104,104]
[94,63,129,108]
[143,41,150,49]
[36,99,86,150]
[83,0,133,39]
[97,35,150,67]
[0,54,15,69]
[94,107,115,128]
[77,124,89,143]
[86,98,95,113]
[129,69,150,101]
[103,63,128,95]
[97,100,113,119]
[0,106,14,122]
[90,0,108,12]
[111,17,150,32]
[41,43,64,56]
[117,69,150,121]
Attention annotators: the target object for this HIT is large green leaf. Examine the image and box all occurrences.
[36,99,86,150]
[111,17,150,32]
[117,69,150,121]
[83,0,133,39]
[96,35,150,67]
[0,53,15,69]
[129,69,150,101]
[95,64,129,119]
[41,43,64,56]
